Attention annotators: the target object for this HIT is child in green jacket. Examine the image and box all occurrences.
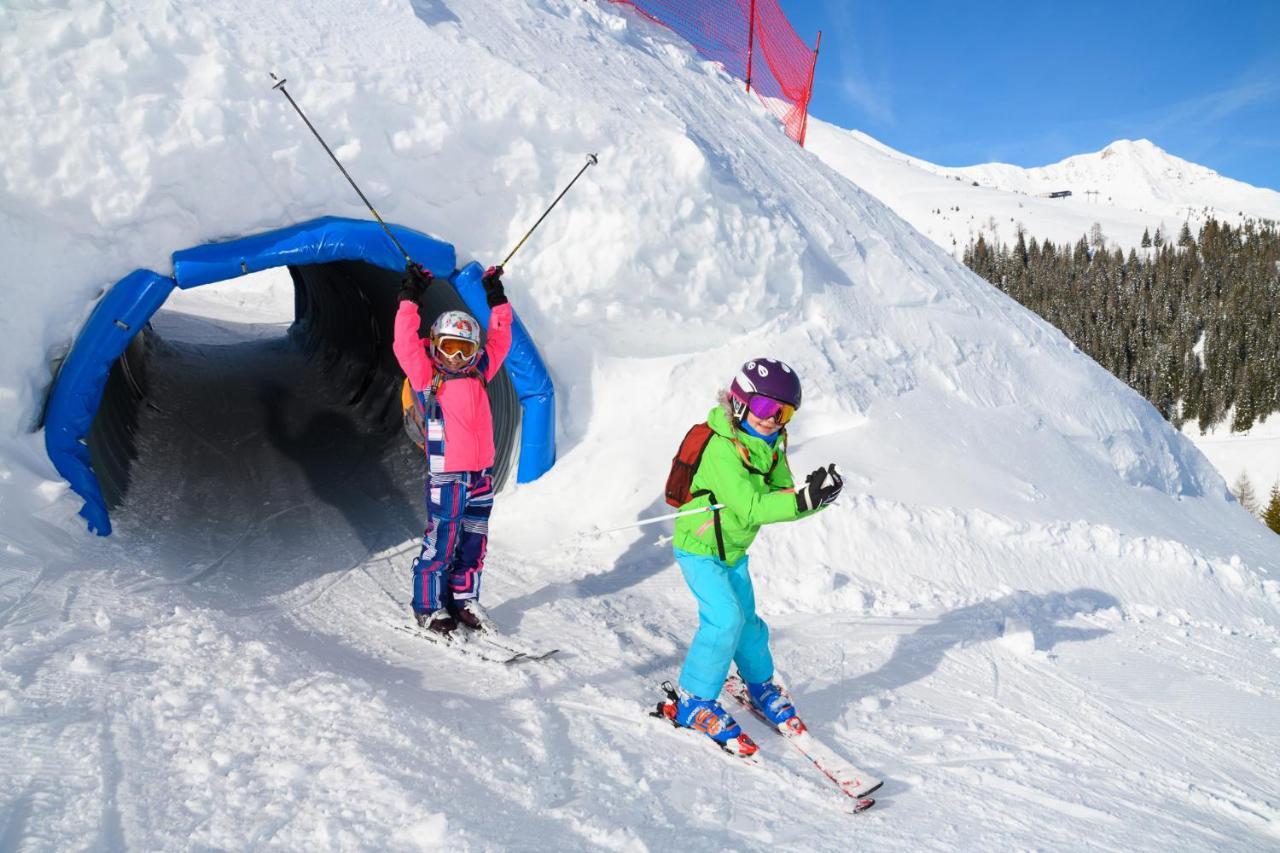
[660,358,843,755]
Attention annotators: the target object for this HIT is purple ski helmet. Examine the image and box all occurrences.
[728,358,802,424]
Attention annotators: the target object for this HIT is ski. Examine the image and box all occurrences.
[649,681,760,762]
[647,683,877,815]
[448,605,562,661]
[393,624,528,665]
[724,674,881,811]
[647,714,761,765]
[469,629,560,662]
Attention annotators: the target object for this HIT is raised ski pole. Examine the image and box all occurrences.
[270,72,414,264]
[501,153,599,267]
[594,503,724,535]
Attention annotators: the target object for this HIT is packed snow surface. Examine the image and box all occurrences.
[2,1,1279,850]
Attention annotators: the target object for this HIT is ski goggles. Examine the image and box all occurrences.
[436,337,478,359]
[747,395,796,425]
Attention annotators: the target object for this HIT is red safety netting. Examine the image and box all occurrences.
[610,0,820,145]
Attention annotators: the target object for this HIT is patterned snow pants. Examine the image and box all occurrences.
[411,469,494,614]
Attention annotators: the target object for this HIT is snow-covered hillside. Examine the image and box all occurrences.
[807,120,1280,507]
[2,1,1279,849]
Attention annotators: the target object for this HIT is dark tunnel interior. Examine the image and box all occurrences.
[86,261,521,521]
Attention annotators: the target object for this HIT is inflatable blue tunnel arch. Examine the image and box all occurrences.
[44,216,556,536]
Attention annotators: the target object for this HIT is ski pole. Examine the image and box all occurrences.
[593,504,724,535]
[502,153,599,267]
[270,72,413,265]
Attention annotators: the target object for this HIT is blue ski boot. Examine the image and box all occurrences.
[653,682,758,757]
[747,680,798,727]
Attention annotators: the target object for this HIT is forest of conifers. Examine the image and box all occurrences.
[963,218,1280,434]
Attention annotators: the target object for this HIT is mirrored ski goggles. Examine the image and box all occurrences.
[747,395,796,425]
[436,337,478,359]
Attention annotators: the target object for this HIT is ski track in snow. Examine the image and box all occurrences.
[3,512,1279,850]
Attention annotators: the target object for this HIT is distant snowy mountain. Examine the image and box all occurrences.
[956,138,1280,223]
[807,120,1280,253]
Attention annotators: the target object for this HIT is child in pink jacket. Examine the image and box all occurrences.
[392,263,512,634]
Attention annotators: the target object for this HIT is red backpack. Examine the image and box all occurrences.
[664,423,782,508]
[664,423,716,508]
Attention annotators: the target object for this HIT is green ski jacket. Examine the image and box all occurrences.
[672,405,819,563]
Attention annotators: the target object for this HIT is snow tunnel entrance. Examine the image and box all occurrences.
[45,217,555,536]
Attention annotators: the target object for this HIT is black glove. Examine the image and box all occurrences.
[482,264,508,308]
[795,464,843,513]
[399,262,432,303]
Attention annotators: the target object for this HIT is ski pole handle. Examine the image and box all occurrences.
[502,153,599,268]
[593,504,724,535]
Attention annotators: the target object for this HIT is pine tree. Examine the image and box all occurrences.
[1232,471,1260,516]
[1264,482,1280,534]
[1178,222,1195,247]
[1141,228,1152,248]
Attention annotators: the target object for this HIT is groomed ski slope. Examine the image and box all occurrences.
[1,1,1279,849]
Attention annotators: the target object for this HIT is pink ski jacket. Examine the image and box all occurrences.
[392,300,513,473]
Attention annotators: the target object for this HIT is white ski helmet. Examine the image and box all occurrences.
[428,309,482,369]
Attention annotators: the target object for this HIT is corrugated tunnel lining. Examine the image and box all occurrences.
[86,260,521,516]
[86,331,148,510]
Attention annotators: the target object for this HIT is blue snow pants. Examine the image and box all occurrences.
[675,547,774,700]
[411,469,494,614]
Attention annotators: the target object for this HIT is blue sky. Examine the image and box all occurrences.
[777,1,1280,190]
